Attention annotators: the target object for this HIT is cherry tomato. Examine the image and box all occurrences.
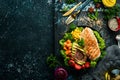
[68,60,75,67]
[74,64,82,70]
[81,64,85,69]
[85,62,90,68]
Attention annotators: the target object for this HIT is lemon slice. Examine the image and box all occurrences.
[102,0,116,7]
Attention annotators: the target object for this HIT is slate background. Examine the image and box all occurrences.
[0,0,120,80]
[0,0,54,80]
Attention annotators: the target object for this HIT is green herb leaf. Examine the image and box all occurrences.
[64,57,70,66]
[63,33,74,41]
[60,50,70,66]
[94,0,102,3]
[47,54,60,68]
[59,39,65,47]
[95,9,98,19]
[69,23,77,31]
[78,27,84,31]
[104,4,120,20]
[60,50,66,58]
[90,61,97,67]
[77,38,84,47]
[100,50,106,59]
[65,0,76,4]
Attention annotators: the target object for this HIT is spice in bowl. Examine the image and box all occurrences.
[108,17,120,31]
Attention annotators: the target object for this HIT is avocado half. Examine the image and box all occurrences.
[72,42,87,65]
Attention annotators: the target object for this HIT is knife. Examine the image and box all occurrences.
[63,2,82,16]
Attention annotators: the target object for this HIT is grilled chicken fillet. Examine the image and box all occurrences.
[80,27,101,60]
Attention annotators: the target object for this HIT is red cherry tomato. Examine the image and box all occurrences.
[68,60,75,67]
[85,62,90,68]
[81,64,85,69]
[74,64,82,70]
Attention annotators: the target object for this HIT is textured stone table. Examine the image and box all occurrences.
[0,0,120,80]
[0,0,54,80]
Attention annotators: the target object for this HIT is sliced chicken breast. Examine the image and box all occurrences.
[80,27,101,60]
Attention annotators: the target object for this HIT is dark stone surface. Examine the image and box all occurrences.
[0,0,120,80]
[0,0,54,80]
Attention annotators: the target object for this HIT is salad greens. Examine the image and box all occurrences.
[60,50,66,58]
[100,50,106,59]
[59,39,65,46]
[63,33,74,41]
[78,27,84,31]
[77,38,84,47]
[90,61,97,67]
[93,31,106,50]
[60,50,70,66]
[64,57,70,66]
[69,23,77,32]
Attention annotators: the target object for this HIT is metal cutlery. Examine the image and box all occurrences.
[65,0,92,25]
[65,10,80,25]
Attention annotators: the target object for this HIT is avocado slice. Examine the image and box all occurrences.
[72,42,87,65]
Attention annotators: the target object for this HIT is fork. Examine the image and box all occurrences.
[65,10,80,25]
